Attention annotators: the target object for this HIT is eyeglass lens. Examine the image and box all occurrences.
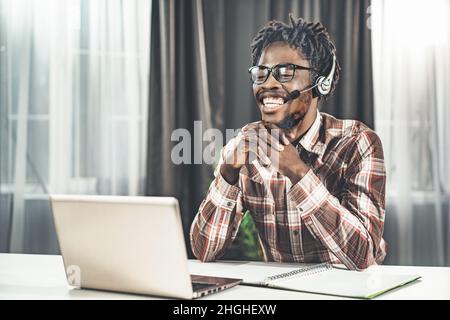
[250,64,296,84]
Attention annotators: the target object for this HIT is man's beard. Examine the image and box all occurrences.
[277,112,305,130]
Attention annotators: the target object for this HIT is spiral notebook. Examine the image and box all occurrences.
[191,262,421,299]
[241,263,421,299]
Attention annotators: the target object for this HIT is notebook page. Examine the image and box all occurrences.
[189,261,317,284]
[268,268,421,299]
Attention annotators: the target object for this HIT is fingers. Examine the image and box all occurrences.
[246,134,281,169]
[281,133,290,146]
[242,123,284,165]
[227,134,271,166]
[254,146,272,166]
[243,128,280,157]
[257,127,284,152]
[242,123,284,150]
[234,121,291,168]
[243,135,272,166]
[263,122,290,145]
[241,121,263,133]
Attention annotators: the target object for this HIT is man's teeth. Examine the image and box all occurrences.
[263,97,285,108]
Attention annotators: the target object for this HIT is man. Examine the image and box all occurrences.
[190,15,387,270]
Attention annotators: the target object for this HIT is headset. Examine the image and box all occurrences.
[312,54,336,98]
[284,53,337,102]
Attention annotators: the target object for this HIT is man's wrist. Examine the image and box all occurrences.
[220,164,241,185]
[285,163,309,185]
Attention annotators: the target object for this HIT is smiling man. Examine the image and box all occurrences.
[190,15,387,270]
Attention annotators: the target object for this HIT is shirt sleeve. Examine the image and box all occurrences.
[189,139,246,262]
[287,130,387,270]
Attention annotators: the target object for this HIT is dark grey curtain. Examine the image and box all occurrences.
[222,0,374,129]
[265,0,374,127]
[147,0,374,258]
[146,0,218,251]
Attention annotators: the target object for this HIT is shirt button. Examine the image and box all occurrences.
[293,230,299,235]
[227,201,233,207]
[299,207,303,212]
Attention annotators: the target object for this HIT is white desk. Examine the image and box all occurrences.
[0,253,449,300]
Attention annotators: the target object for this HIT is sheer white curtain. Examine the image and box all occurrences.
[371,0,450,266]
[0,0,151,253]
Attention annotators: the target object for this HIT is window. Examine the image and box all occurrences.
[0,0,151,253]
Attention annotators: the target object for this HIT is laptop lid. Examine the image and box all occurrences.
[50,194,194,299]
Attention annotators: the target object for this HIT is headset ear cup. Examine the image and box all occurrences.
[314,54,336,98]
[318,76,333,96]
[313,76,325,98]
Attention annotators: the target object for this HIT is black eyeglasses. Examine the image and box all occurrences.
[248,63,316,85]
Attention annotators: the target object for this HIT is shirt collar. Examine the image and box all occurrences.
[296,110,326,158]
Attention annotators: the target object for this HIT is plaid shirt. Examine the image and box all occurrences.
[190,111,387,270]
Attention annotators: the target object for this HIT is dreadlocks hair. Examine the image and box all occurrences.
[250,14,341,100]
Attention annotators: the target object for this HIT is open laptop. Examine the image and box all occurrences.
[49,194,242,299]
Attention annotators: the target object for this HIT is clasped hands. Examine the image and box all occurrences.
[220,121,309,185]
